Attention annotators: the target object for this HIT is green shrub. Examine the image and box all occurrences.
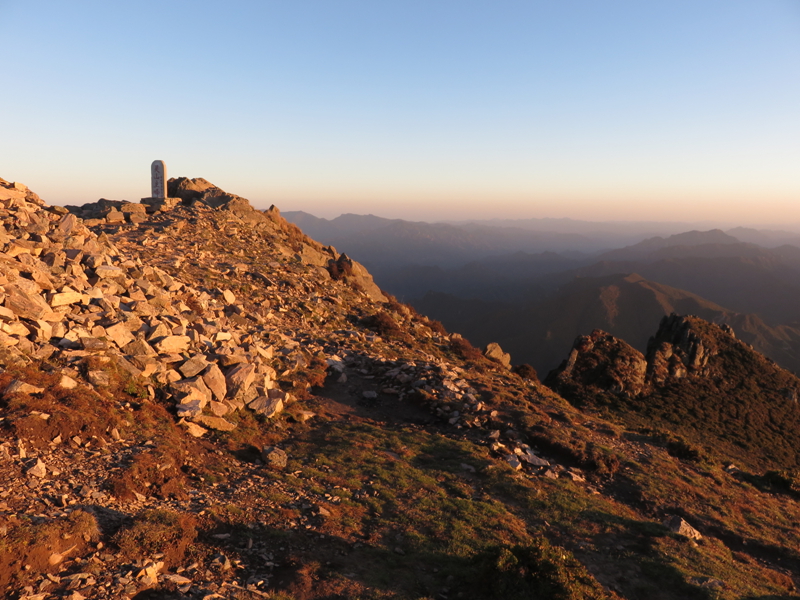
[472,538,610,600]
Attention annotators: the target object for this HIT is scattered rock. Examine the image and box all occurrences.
[4,380,45,396]
[26,458,47,478]
[663,515,702,540]
[261,446,288,469]
[193,415,237,432]
[484,342,511,369]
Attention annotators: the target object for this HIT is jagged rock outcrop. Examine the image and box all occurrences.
[544,329,648,399]
[546,315,740,399]
[168,176,267,225]
[646,314,720,385]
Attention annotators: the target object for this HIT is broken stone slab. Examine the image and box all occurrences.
[176,399,205,418]
[4,283,52,320]
[3,321,31,337]
[225,362,256,398]
[208,400,231,416]
[517,448,550,467]
[94,265,125,279]
[506,454,523,471]
[171,376,212,405]
[267,388,291,403]
[111,353,143,379]
[26,458,47,478]
[261,446,288,469]
[484,342,511,369]
[124,339,156,356]
[248,395,283,418]
[80,337,109,352]
[4,379,45,396]
[59,375,78,389]
[179,354,209,378]
[181,420,208,438]
[193,414,236,432]
[292,410,316,423]
[29,320,53,342]
[49,291,89,308]
[663,515,702,540]
[105,322,136,348]
[203,363,227,400]
[153,335,191,354]
[0,306,16,322]
[87,371,111,387]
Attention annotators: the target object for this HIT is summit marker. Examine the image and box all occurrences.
[141,159,180,213]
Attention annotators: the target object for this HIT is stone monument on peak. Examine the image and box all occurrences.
[141,159,180,213]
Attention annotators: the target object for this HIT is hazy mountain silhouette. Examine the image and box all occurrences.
[547,251,800,325]
[283,214,800,375]
[282,211,703,269]
[415,272,800,376]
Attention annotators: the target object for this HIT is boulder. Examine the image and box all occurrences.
[484,342,511,369]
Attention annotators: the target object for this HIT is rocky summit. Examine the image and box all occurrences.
[3,175,800,599]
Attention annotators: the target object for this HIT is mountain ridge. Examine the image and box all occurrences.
[2,175,800,597]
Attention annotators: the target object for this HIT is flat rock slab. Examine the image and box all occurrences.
[203,363,227,400]
[5,284,52,319]
[180,354,209,378]
[248,396,284,418]
[4,379,45,396]
[105,322,136,347]
[226,363,255,398]
[194,415,236,432]
[154,335,191,353]
[50,291,88,307]
[94,265,125,279]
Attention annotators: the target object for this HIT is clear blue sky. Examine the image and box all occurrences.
[2,1,799,224]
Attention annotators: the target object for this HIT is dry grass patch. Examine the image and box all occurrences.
[0,509,99,591]
[113,509,198,569]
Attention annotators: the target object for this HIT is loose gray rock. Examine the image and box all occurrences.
[663,515,702,540]
[261,446,288,469]
[484,342,511,369]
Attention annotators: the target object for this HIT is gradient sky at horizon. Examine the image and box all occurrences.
[2,1,799,226]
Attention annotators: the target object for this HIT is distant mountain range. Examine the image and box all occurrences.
[283,211,700,267]
[283,211,800,376]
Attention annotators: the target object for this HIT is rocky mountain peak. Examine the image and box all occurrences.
[547,314,746,400]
